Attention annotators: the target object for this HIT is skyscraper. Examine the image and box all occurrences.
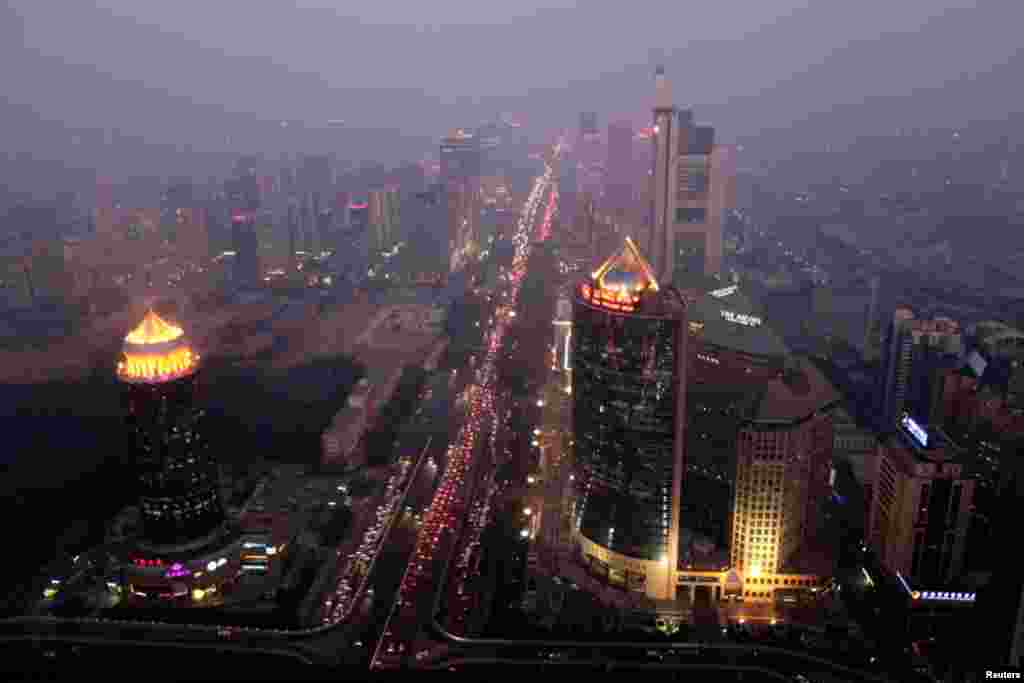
[440,129,482,273]
[570,237,687,599]
[606,120,634,221]
[648,66,733,283]
[877,308,962,429]
[230,210,260,286]
[731,370,836,577]
[118,310,224,548]
[867,415,974,587]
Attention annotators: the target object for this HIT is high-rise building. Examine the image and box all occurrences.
[570,237,687,600]
[606,120,635,221]
[648,66,734,282]
[440,129,482,273]
[576,112,603,197]
[230,210,260,286]
[878,308,962,429]
[731,370,836,577]
[867,415,974,587]
[440,129,482,187]
[117,310,224,548]
[368,188,401,253]
[579,112,599,136]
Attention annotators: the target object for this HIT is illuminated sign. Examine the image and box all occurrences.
[901,415,929,448]
[709,285,738,298]
[913,591,975,603]
[697,352,720,366]
[721,311,762,327]
[563,330,572,371]
[164,563,190,579]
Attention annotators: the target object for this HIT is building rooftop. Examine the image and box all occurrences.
[117,310,199,384]
[688,288,790,359]
[752,358,841,424]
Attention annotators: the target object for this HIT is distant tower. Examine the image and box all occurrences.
[648,66,731,284]
[863,274,881,359]
[118,311,224,549]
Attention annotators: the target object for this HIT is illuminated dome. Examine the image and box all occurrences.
[117,310,199,384]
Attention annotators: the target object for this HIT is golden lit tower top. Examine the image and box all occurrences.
[581,237,660,313]
[117,310,199,384]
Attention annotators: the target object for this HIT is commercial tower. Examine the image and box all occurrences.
[868,415,974,588]
[440,129,482,274]
[877,307,962,429]
[648,66,734,283]
[570,237,687,600]
[605,120,635,222]
[118,310,224,548]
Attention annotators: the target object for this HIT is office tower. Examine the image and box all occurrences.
[230,210,260,286]
[299,200,312,255]
[118,310,224,548]
[446,182,477,273]
[440,129,482,273]
[349,198,369,232]
[368,188,401,253]
[878,308,962,429]
[606,120,634,221]
[648,66,734,283]
[867,415,974,587]
[862,274,881,361]
[579,112,599,137]
[576,112,603,197]
[286,201,298,267]
[570,237,687,600]
[731,373,836,576]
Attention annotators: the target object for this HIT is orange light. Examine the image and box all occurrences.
[126,310,185,345]
[118,347,198,382]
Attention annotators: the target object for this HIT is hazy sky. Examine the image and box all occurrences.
[4,1,1023,147]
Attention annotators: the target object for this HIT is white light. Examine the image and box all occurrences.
[520,529,530,539]
[207,560,218,572]
[524,508,532,515]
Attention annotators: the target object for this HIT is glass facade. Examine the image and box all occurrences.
[125,374,224,547]
[572,291,683,561]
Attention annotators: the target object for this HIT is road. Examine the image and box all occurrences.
[370,149,560,670]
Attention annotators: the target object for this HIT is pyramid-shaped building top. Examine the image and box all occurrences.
[591,236,660,293]
[125,310,185,346]
[118,310,199,384]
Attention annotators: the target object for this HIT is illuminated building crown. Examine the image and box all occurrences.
[581,237,660,313]
[117,310,199,384]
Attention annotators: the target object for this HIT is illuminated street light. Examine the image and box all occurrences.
[523,508,532,516]
[520,529,530,539]
[527,476,536,484]
[537,400,545,407]
[533,429,542,436]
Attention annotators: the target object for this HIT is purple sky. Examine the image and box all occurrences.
[4,1,1023,146]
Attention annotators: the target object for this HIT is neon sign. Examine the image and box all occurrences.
[164,563,190,578]
[721,311,762,327]
[912,590,975,603]
[901,415,929,448]
[709,285,738,298]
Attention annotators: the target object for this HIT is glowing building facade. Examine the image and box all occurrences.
[118,311,224,548]
[570,238,687,599]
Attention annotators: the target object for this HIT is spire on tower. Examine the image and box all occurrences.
[654,65,673,111]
